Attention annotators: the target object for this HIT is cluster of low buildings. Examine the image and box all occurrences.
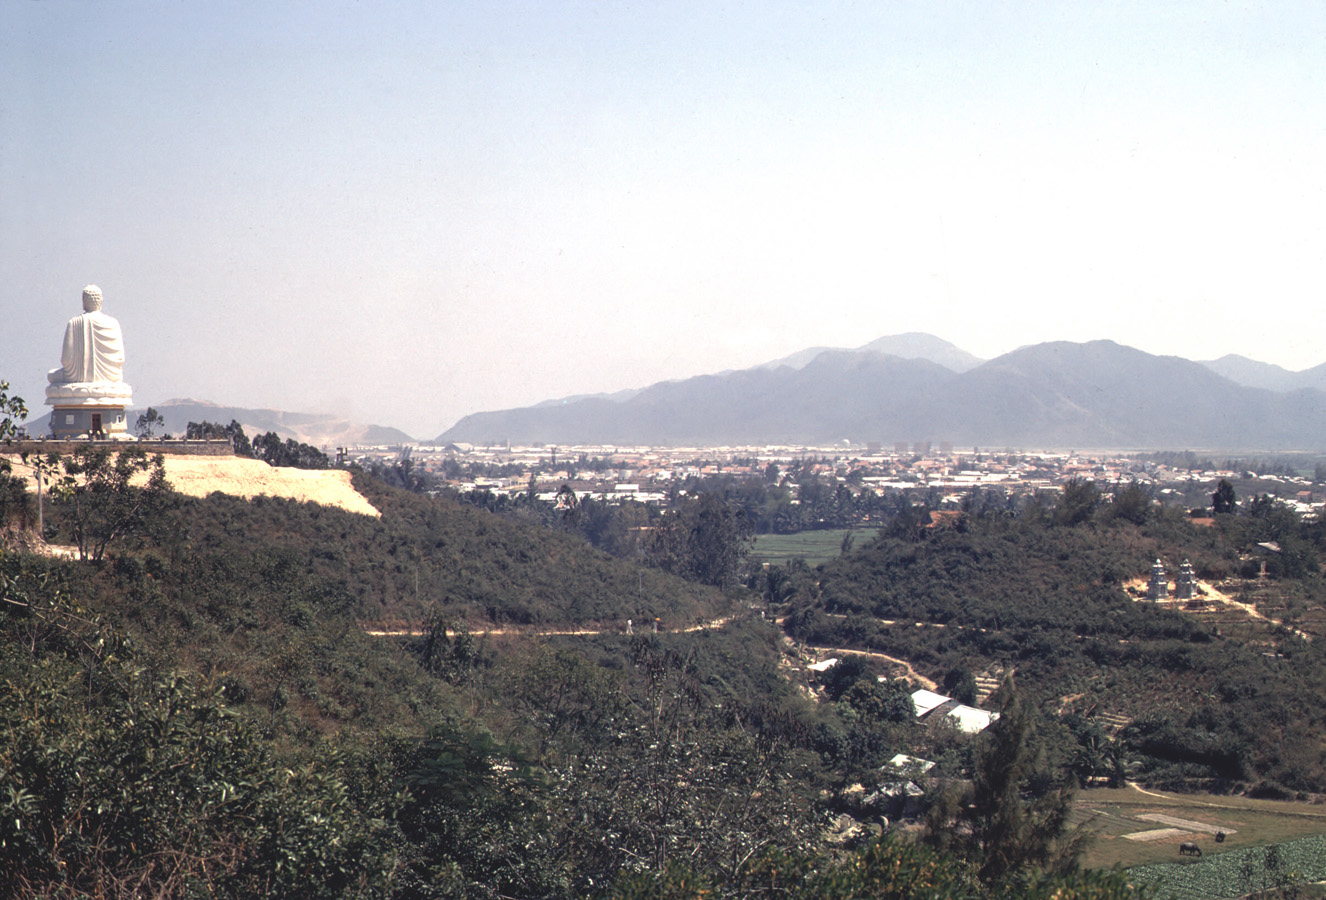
[346,443,1326,518]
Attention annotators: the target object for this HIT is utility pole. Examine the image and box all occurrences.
[15,456,47,541]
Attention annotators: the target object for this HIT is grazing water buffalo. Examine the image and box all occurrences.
[1179,842,1202,857]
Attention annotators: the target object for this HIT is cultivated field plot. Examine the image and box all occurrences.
[1128,834,1326,900]
[749,528,881,566]
[1076,784,1326,871]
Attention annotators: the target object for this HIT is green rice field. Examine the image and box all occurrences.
[749,528,882,566]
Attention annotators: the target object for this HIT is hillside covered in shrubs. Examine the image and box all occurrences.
[4,441,1324,898]
[780,485,1326,795]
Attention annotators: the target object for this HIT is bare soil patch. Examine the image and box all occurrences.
[1138,812,1238,835]
[159,457,380,517]
[4,454,379,518]
[1123,828,1188,842]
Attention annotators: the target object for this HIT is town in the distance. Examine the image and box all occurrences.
[361,440,1326,523]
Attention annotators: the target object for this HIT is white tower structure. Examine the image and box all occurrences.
[1147,558,1169,601]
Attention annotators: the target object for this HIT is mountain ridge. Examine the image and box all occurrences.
[437,336,1326,450]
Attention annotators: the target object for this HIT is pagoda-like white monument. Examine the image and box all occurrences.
[44,285,133,439]
[1146,558,1169,601]
[1175,560,1197,602]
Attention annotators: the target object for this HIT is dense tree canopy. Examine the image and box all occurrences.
[253,430,330,468]
[186,419,254,456]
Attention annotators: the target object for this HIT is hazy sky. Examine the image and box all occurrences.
[3,2,1324,439]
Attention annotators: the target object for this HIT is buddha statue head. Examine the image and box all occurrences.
[82,284,104,312]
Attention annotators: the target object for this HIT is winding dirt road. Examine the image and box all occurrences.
[363,615,737,638]
[796,643,938,689]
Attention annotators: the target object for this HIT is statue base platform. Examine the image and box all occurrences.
[48,405,131,440]
[46,387,133,440]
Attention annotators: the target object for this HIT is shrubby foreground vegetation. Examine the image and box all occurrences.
[0,545,1135,899]
[6,406,1326,897]
[0,465,1140,896]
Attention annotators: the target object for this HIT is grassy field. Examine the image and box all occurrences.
[1074,784,1326,871]
[749,528,882,566]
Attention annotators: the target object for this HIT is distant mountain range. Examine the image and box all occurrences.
[142,400,413,447]
[1198,355,1326,394]
[437,336,1326,450]
[758,333,986,374]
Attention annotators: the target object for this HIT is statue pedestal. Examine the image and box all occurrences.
[46,383,133,439]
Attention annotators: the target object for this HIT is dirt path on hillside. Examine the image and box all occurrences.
[1115,782,1326,820]
[1124,781,1171,801]
[797,642,938,690]
[364,615,737,639]
[767,617,938,689]
[366,615,941,691]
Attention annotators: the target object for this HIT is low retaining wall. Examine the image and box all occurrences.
[6,439,235,457]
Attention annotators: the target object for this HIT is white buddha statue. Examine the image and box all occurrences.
[45,286,133,434]
[48,285,127,385]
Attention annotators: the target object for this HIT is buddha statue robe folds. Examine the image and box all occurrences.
[45,284,133,408]
[49,288,126,384]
